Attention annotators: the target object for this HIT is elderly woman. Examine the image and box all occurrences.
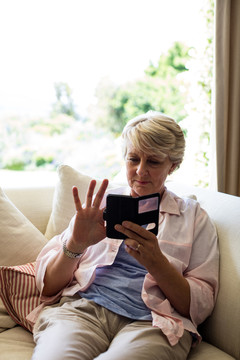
[30,111,219,360]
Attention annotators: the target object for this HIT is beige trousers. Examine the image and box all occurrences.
[32,297,192,360]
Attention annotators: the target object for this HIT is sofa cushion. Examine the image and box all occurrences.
[167,182,240,359]
[188,341,236,359]
[0,299,16,333]
[0,326,35,360]
[0,187,48,267]
[0,186,47,333]
[45,165,102,239]
[4,186,55,235]
[0,262,40,332]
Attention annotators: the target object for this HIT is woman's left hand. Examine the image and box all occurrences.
[114,221,164,274]
[114,220,191,318]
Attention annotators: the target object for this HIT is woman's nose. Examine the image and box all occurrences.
[136,161,148,176]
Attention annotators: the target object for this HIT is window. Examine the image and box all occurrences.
[0,0,214,187]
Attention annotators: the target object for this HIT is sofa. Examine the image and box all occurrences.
[0,164,239,360]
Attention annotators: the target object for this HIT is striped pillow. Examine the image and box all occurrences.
[0,262,40,332]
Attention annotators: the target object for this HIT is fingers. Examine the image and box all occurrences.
[72,186,82,211]
[73,179,108,212]
[92,179,109,208]
[115,221,151,241]
[114,224,143,244]
[85,180,97,208]
[125,242,142,252]
[85,178,109,208]
[115,221,157,255]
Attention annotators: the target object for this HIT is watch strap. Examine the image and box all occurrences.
[62,239,83,259]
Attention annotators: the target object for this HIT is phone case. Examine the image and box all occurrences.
[103,193,160,239]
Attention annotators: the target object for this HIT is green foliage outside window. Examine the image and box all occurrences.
[93,41,190,135]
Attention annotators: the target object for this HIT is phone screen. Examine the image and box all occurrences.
[138,196,159,214]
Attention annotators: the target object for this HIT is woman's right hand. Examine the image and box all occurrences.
[66,178,109,254]
[41,178,108,297]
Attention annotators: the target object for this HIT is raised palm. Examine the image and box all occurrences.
[70,179,109,252]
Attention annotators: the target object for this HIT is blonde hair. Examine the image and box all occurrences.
[121,110,185,168]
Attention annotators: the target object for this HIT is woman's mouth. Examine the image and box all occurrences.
[135,180,149,185]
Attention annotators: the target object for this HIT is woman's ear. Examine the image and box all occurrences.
[168,163,177,175]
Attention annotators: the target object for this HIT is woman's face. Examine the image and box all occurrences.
[125,143,175,197]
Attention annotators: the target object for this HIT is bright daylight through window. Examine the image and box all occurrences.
[0,0,214,187]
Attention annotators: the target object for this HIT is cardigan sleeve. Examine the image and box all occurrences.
[184,204,219,326]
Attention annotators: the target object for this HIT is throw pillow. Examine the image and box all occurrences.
[0,187,48,267]
[45,164,103,239]
[0,262,40,332]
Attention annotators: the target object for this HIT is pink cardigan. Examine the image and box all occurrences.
[28,188,219,346]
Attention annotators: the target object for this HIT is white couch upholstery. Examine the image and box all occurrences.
[0,166,239,360]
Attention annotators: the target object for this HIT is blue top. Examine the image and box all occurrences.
[79,242,152,320]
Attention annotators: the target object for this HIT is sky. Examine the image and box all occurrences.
[0,0,205,117]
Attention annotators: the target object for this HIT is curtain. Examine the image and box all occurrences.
[214,0,240,196]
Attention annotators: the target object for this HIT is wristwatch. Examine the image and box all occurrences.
[62,239,83,259]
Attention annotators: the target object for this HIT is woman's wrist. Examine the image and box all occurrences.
[63,238,87,257]
[62,239,84,259]
[147,252,169,278]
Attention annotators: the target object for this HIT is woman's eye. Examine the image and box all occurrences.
[148,160,160,165]
[128,158,139,163]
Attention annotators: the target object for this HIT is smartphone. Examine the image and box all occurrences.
[103,193,161,239]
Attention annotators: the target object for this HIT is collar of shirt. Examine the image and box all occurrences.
[108,186,181,216]
[160,188,181,216]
